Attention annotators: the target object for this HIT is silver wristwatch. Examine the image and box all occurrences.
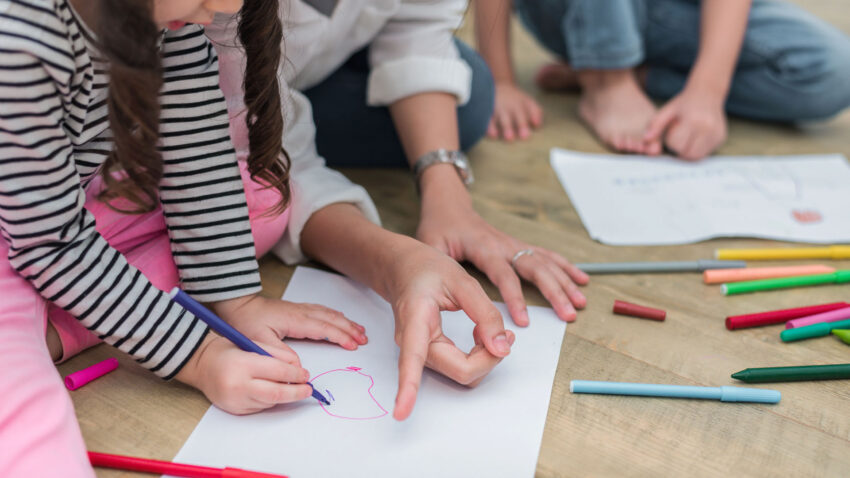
[412,149,474,187]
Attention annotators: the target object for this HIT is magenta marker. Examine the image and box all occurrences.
[785,306,850,329]
[64,358,119,390]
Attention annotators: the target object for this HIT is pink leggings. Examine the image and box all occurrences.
[0,163,289,477]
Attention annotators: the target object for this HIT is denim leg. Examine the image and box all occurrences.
[302,39,495,168]
[644,0,850,121]
[514,0,647,70]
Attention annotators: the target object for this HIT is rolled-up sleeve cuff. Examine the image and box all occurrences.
[271,169,381,265]
[367,56,472,106]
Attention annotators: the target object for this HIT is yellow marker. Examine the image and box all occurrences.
[716,245,850,261]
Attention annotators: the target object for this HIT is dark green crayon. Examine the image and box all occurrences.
[732,363,850,383]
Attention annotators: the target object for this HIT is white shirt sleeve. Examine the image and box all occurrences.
[207,17,381,265]
[271,89,381,264]
[367,0,472,106]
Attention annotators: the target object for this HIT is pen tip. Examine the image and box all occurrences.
[731,371,745,380]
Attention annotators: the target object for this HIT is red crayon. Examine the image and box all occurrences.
[88,451,287,478]
[725,302,850,330]
[613,300,666,321]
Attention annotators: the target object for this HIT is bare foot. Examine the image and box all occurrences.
[577,69,659,154]
[535,63,579,91]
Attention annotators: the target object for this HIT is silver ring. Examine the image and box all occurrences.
[510,249,535,268]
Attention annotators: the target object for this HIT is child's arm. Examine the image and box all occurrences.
[0,50,209,380]
[0,26,315,416]
[300,203,515,421]
[644,0,752,160]
[474,0,543,141]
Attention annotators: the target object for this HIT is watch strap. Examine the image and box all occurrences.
[412,149,474,186]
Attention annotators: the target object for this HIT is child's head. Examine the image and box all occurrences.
[95,0,290,214]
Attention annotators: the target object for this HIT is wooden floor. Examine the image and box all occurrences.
[62,2,850,477]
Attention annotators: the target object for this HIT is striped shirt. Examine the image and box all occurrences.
[0,0,262,378]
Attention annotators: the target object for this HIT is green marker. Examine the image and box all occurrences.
[722,270,850,295]
[781,319,850,342]
[833,329,850,345]
[732,363,850,383]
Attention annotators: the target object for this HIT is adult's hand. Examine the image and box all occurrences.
[386,238,516,421]
[417,166,589,327]
[299,203,516,421]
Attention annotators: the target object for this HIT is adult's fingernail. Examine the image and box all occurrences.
[493,334,511,355]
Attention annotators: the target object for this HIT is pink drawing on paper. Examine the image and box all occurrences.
[311,367,388,420]
[791,209,822,224]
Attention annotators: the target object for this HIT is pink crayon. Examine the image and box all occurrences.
[785,306,850,329]
[64,358,119,390]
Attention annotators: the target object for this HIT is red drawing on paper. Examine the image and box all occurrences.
[791,209,822,224]
[311,367,388,420]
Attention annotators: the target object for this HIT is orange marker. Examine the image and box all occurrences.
[703,264,835,284]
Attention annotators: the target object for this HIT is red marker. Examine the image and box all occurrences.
[88,451,287,478]
[725,302,850,330]
[613,300,666,321]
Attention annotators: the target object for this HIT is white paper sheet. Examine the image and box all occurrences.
[550,148,850,245]
[171,267,566,478]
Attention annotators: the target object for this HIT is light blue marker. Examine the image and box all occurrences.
[570,380,780,403]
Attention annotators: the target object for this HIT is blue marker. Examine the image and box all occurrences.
[169,287,330,406]
[570,380,780,403]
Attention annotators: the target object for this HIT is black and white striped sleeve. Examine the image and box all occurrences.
[158,26,262,303]
[0,47,207,379]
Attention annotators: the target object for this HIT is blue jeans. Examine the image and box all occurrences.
[515,0,850,121]
[303,39,495,168]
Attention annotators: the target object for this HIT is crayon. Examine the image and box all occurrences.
[785,306,850,329]
[703,265,835,284]
[725,302,850,330]
[721,270,850,295]
[832,329,850,345]
[716,245,850,261]
[576,259,745,274]
[780,318,850,342]
[88,451,286,478]
[731,364,850,383]
[612,300,666,321]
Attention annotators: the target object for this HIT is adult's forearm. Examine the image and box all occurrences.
[300,203,419,300]
[474,0,515,83]
[688,0,752,97]
[389,92,460,163]
[388,92,471,207]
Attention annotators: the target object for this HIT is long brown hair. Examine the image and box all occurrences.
[96,0,291,214]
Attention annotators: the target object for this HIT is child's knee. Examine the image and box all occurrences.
[789,49,850,120]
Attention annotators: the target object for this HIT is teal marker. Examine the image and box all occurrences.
[569,380,780,403]
[780,318,850,342]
